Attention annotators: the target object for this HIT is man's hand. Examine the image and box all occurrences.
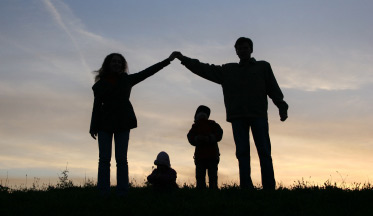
[90,132,97,140]
[280,112,288,122]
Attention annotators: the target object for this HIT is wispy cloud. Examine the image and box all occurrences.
[42,0,90,72]
[268,44,373,92]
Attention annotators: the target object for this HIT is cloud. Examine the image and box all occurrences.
[42,0,92,72]
[261,45,373,91]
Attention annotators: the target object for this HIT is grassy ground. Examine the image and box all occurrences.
[1,169,372,215]
[1,182,373,216]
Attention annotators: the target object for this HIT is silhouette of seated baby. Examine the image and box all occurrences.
[147,151,178,190]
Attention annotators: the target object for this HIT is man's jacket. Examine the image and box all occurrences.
[180,56,288,122]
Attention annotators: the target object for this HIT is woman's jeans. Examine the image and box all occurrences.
[97,130,130,195]
[231,118,275,190]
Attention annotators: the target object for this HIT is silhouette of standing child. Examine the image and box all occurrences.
[187,105,223,189]
[147,151,178,189]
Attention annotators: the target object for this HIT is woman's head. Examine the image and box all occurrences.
[94,53,128,82]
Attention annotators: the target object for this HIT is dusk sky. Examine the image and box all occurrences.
[1,0,372,187]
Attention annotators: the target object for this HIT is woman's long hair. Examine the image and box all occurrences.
[94,53,128,82]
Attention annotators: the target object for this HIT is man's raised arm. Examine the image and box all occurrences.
[171,51,224,84]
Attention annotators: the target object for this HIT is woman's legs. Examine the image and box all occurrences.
[114,130,130,195]
[97,131,113,194]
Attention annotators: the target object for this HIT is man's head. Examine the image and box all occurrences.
[234,37,253,61]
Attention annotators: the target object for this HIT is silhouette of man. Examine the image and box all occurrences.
[172,37,288,190]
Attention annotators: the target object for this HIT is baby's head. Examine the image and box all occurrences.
[154,151,171,168]
[194,105,210,121]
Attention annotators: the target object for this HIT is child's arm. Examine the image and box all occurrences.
[187,124,198,146]
[147,169,160,184]
[188,129,210,145]
[209,121,223,143]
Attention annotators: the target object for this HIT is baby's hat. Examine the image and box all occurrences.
[154,151,171,167]
[194,105,211,120]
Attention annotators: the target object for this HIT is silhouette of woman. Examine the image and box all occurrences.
[90,53,176,197]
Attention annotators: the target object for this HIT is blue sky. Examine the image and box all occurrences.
[0,0,372,187]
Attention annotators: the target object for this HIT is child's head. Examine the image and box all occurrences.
[154,151,171,168]
[194,105,210,121]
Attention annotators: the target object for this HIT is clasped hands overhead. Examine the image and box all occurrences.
[168,51,183,62]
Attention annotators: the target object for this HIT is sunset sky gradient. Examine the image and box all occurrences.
[0,0,372,187]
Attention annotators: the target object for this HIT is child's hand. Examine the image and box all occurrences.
[209,134,217,143]
[195,135,210,143]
